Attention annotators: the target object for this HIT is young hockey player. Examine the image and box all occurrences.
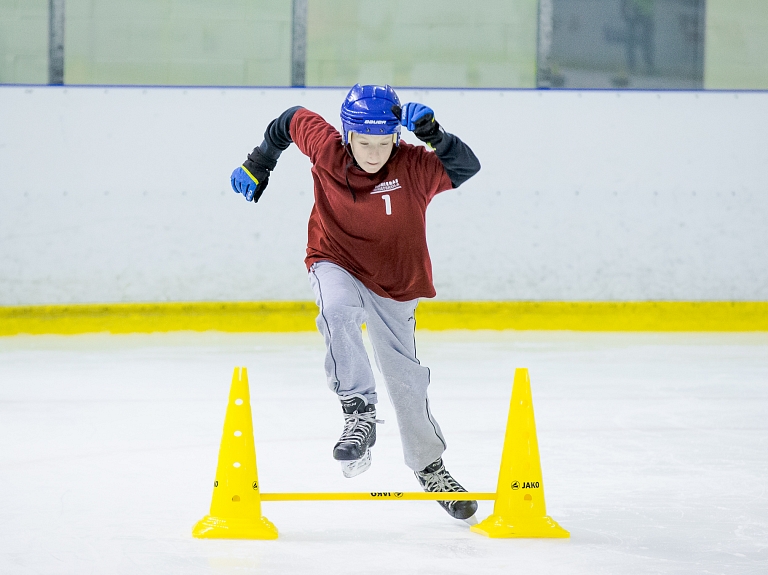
[230,84,481,522]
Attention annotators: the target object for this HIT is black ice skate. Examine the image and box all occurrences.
[415,458,478,524]
[333,395,382,478]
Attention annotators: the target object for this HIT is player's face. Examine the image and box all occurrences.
[349,132,394,174]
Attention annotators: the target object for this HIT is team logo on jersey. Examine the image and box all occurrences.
[371,178,402,194]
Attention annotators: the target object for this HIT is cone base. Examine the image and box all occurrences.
[192,514,279,540]
[470,514,570,538]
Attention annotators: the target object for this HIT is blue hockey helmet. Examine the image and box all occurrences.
[340,84,401,146]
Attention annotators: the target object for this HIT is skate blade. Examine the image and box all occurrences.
[341,449,371,478]
[463,514,478,526]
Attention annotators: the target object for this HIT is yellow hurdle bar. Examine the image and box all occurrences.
[260,492,496,501]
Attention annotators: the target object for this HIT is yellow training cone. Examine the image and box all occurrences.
[471,368,569,538]
[193,367,278,539]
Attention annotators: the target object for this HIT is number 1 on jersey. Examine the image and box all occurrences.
[381,194,392,216]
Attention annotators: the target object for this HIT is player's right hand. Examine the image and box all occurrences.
[231,165,269,202]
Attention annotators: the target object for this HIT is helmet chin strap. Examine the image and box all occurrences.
[344,158,358,203]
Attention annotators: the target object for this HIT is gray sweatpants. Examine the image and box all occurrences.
[308,260,446,471]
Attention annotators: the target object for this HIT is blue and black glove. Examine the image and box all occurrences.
[231,165,266,202]
[230,147,277,203]
[391,102,444,148]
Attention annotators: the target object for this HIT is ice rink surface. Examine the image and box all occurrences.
[0,330,766,575]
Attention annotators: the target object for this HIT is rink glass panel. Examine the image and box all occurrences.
[1,2,767,89]
[544,0,706,89]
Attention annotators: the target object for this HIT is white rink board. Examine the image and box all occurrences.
[1,86,767,305]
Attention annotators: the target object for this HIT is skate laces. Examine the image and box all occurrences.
[417,462,466,494]
[340,410,383,445]
[415,459,477,520]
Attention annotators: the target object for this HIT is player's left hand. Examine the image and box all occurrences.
[392,103,441,142]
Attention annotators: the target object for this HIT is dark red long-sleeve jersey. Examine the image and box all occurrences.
[291,108,452,301]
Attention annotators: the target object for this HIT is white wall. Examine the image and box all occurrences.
[1,86,766,305]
